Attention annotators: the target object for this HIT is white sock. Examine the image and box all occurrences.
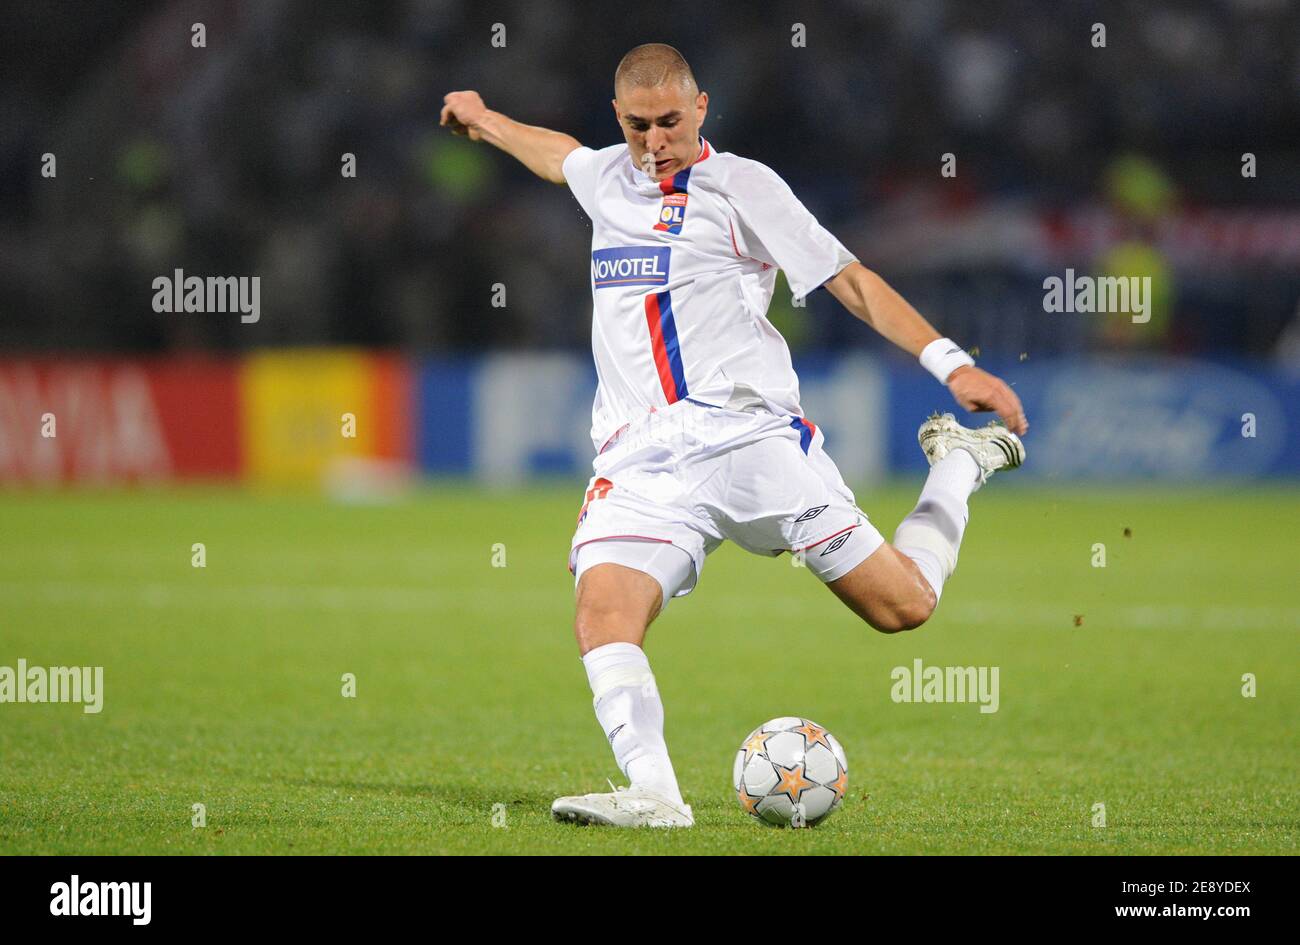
[893,448,981,601]
[582,642,684,806]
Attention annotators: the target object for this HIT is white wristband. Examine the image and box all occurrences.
[919,337,975,384]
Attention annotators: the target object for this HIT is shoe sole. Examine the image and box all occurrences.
[551,802,692,828]
[552,803,612,826]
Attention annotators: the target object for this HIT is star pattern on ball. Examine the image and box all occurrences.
[773,761,817,804]
[737,787,762,816]
[793,719,832,752]
[741,730,774,764]
[829,764,848,800]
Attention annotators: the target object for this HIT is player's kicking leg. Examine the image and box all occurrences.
[827,414,1024,631]
[551,542,697,828]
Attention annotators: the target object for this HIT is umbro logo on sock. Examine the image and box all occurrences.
[606,723,626,744]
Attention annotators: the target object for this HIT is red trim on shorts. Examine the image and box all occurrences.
[792,523,861,555]
[568,534,675,575]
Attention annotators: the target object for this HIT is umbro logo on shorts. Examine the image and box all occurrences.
[819,531,853,556]
[795,505,827,523]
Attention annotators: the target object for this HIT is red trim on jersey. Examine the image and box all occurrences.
[644,293,681,404]
[728,218,772,270]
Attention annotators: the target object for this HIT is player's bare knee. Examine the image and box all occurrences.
[867,612,915,634]
[867,587,936,634]
[902,584,938,630]
[899,591,937,632]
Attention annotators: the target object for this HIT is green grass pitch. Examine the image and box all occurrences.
[1,482,1296,855]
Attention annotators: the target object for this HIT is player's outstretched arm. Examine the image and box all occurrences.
[440,91,581,184]
[825,262,1028,434]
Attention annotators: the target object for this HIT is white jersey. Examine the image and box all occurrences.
[562,137,857,454]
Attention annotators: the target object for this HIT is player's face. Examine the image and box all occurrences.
[612,84,709,181]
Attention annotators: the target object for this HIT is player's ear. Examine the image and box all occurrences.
[695,91,708,127]
[611,98,620,122]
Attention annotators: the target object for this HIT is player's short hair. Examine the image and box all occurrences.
[614,44,698,98]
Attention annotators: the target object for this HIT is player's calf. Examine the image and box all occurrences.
[826,543,937,633]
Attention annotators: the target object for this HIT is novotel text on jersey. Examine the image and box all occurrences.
[591,246,671,289]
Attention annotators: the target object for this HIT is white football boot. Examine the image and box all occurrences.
[551,783,694,828]
[918,412,1025,483]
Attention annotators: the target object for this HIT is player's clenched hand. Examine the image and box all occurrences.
[440,91,488,140]
[945,365,1028,435]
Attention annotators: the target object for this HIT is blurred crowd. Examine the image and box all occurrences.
[1,0,1298,361]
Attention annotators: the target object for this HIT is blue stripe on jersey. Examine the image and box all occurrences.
[657,291,688,400]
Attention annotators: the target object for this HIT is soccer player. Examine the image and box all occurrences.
[441,44,1028,827]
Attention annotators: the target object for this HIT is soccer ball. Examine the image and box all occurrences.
[733,716,848,827]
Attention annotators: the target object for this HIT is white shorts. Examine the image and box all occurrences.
[569,398,885,611]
